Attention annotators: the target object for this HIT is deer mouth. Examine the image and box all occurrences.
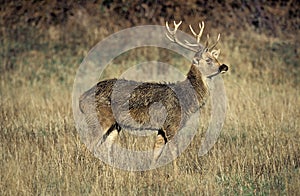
[207,64,228,79]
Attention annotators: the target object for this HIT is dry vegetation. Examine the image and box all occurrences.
[1,0,299,195]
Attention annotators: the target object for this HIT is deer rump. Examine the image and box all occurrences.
[79,78,201,139]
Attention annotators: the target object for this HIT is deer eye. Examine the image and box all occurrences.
[205,58,212,63]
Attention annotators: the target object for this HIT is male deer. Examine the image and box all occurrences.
[79,21,228,171]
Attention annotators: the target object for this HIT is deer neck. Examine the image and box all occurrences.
[186,64,209,105]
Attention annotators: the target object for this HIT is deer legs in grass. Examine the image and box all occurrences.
[96,122,179,170]
[95,122,121,163]
[152,129,179,172]
[97,122,121,147]
[153,129,168,164]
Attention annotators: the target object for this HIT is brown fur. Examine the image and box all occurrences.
[79,63,208,142]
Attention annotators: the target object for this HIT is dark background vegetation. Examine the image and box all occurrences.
[1,0,299,71]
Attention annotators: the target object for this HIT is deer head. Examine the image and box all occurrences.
[166,21,228,79]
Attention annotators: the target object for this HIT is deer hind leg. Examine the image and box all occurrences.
[152,129,179,174]
[152,129,168,167]
[97,122,121,146]
[169,141,179,175]
[95,122,121,163]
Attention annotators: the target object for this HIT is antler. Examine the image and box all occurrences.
[165,21,198,52]
[166,21,221,52]
[209,33,220,50]
[188,21,204,44]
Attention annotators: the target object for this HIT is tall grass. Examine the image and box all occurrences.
[1,3,299,195]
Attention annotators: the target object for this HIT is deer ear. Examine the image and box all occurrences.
[192,57,200,65]
[211,49,220,59]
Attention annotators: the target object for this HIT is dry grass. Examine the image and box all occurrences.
[1,2,300,195]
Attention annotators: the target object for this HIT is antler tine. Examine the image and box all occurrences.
[166,20,221,53]
[173,21,182,31]
[166,21,182,35]
[184,40,200,47]
[209,33,220,50]
[189,24,197,37]
[205,34,210,49]
[165,21,198,52]
[189,21,205,43]
[198,21,205,42]
[165,32,174,42]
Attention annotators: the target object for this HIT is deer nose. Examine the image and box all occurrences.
[219,64,228,73]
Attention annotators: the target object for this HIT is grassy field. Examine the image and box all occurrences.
[1,1,299,195]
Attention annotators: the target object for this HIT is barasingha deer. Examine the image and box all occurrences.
[79,21,228,171]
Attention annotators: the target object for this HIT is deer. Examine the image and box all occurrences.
[79,21,228,171]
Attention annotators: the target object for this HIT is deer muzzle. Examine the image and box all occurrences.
[219,64,228,73]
